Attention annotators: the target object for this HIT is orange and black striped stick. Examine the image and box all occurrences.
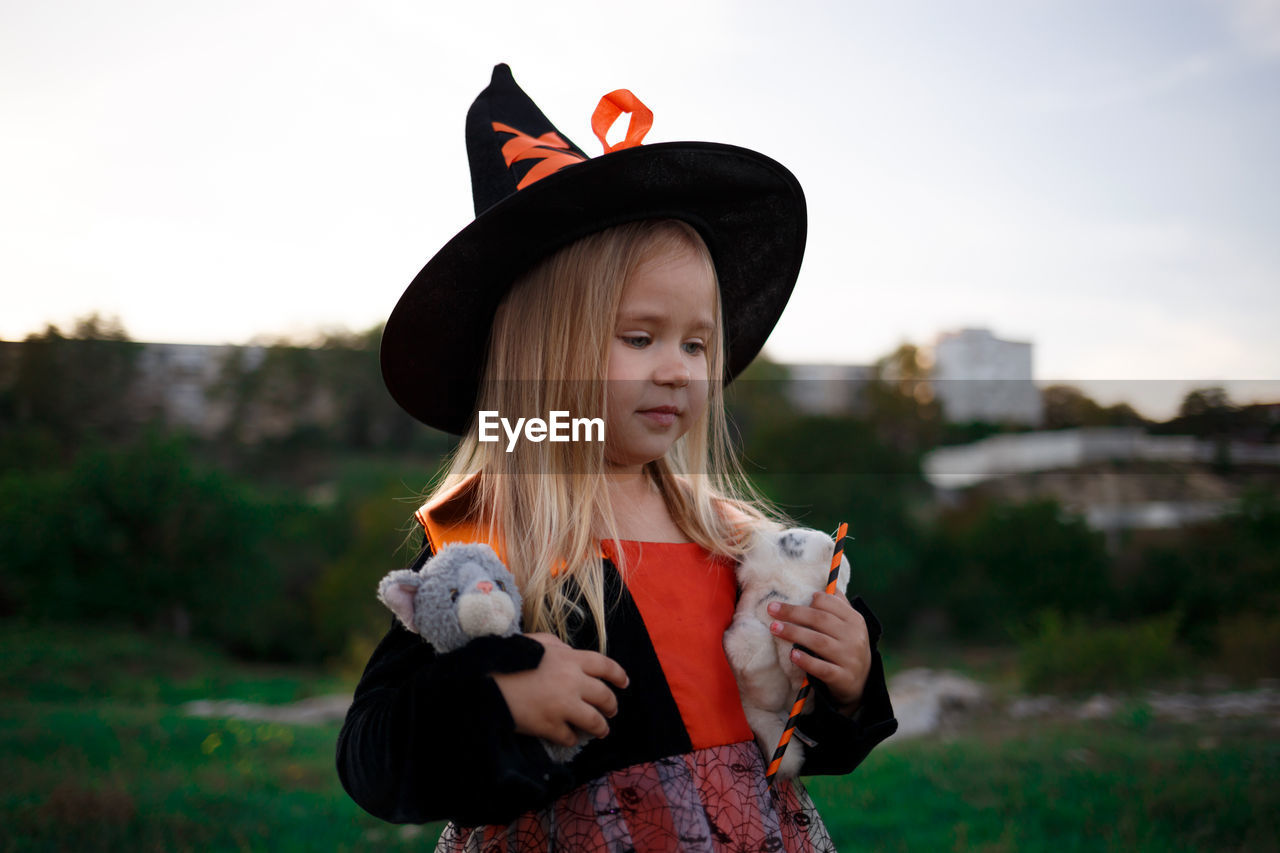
[764,522,849,794]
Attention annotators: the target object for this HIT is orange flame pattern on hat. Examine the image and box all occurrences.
[491,123,587,190]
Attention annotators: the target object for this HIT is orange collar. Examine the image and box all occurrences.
[414,473,619,577]
[414,472,755,572]
[414,473,498,556]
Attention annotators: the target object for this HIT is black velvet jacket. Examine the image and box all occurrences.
[336,540,898,828]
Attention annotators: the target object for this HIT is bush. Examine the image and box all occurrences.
[309,472,424,660]
[741,415,930,637]
[920,498,1111,641]
[1018,611,1181,693]
[1117,488,1280,648]
[1214,612,1280,682]
[0,433,327,660]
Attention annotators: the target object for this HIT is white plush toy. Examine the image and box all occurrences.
[377,542,584,763]
[723,527,850,780]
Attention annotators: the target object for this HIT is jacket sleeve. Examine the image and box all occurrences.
[795,595,898,776]
[335,544,576,826]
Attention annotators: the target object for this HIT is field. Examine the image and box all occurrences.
[2,623,1276,852]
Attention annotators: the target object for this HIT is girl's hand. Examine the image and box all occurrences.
[492,633,630,747]
[767,593,871,716]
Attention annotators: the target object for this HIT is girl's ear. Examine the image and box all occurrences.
[377,569,423,632]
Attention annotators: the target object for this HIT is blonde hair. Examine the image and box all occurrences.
[425,219,780,650]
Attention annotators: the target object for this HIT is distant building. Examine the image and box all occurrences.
[929,328,1041,426]
[0,339,272,439]
[782,363,875,415]
[922,426,1280,534]
[133,343,263,435]
[920,427,1280,489]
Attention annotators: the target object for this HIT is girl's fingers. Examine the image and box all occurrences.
[550,723,580,748]
[497,636,628,742]
[770,605,849,648]
[791,648,862,711]
[809,591,856,616]
[579,651,630,689]
[771,597,868,653]
[790,647,845,685]
[566,703,610,740]
[768,593,872,713]
[809,593,869,636]
[770,620,839,660]
[527,633,629,692]
[581,676,620,718]
[768,600,845,638]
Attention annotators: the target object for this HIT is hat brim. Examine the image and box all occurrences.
[381,141,806,435]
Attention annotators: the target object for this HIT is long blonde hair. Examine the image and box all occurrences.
[425,219,780,650]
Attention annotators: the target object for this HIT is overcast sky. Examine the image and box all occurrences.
[3,0,1278,416]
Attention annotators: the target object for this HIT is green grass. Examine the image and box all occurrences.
[0,623,352,706]
[808,722,1279,852]
[1,623,440,852]
[3,621,1277,851]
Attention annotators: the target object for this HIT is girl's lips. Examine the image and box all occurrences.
[638,407,679,427]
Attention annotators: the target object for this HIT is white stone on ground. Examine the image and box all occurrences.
[888,668,987,738]
[183,694,351,725]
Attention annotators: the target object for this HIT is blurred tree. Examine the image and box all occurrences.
[206,325,445,461]
[1179,387,1234,419]
[1041,384,1148,430]
[5,314,143,452]
[1168,386,1237,445]
[317,327,422,450]
[1102,401,1147,427]
[1151,387,1279,445]
[0,426,61,477]
[724,355,793,447]
[939,420,1012,446]
[211,343,325,446]
[1042,385,1103,429]
[862,344,943,454]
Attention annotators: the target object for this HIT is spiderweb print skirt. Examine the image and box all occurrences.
[435,741,836,853]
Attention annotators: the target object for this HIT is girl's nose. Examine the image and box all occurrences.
[476,581,493,594]
[655,350,691,387]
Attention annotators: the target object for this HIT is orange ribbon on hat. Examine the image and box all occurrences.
[591,89,653,154]
[491,122,587,189]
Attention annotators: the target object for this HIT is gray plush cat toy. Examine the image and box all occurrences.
[376,542,583,763]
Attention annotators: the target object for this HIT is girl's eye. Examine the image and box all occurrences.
[621,334,650,348]
[683,340,706,355]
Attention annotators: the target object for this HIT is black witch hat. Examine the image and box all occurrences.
[381,64,806,434]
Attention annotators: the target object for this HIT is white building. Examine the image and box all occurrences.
[930,328,1041,425]
[921,427,1280,533]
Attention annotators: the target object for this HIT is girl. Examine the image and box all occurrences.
[338,65,897,852]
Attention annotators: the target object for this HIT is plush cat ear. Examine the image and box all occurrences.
[377,569,423,632]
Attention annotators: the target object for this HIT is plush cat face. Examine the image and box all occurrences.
[377,543,523,653]
[736,527,849,594]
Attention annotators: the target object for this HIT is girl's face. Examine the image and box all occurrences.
[605,243,716,474]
